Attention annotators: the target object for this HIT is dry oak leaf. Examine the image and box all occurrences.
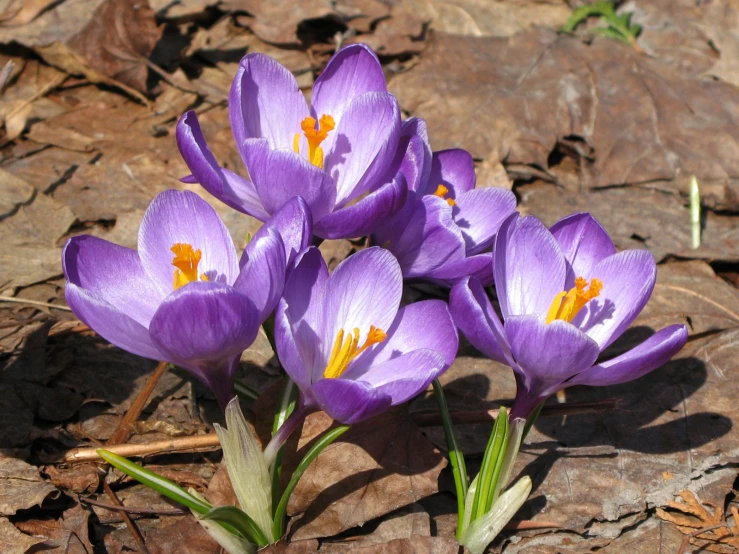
[283,408,447,540]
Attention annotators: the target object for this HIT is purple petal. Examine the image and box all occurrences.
[550,213,616,284]
[450,277,511,365]
[382,195,465,279]
[63,236,161,327]
[426,253,494,288]
[306,378,392,424]
[276,247,329,389]
[505,315,600,398]
[427,149,476,198]
[494,214,566,319]
[324,92,400,205]
[229,53,310,152]
[311,44,386,125]
[453,187,517,255]
[359,349,447,405]
[318,248,402,381]
[346,299,459,378]
[568,324,688,388]
[244,139,336,223]
[149,281,259,371]
[176,111,269,220]
[243,196,312,272]
[399,117,432,190]
[313,171,406,240]
[575,249,657,349]
[138,190,240,297]
[233,227,286,323]
[65,283,163,361]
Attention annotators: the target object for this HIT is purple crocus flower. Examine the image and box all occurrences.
[264,246,458,456]
[63,191,311,408]
[177,44,406,240]
[372,118,516,286]
[450,212,688,420]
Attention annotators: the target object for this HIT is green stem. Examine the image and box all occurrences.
[272,425,350,540]
[271,379,298,513]
[432,379,468,538]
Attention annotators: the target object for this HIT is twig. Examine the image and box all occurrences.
[0,296,72,311]
[108,361,169,446]
[411,399,619,427]
[78,495,187,516]
[103,479,150,554]
[505,519,561,530]
[57,434,222,464]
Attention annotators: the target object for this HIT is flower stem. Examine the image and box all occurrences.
[432,379,468,538]
[521,401,544,442]
[270,379,298,512]
[272,424,350,540]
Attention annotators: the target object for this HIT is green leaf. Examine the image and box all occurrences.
[433,379,469,539]
[203,506,269,547]
[470,407,509,521]
[97,449,212,515]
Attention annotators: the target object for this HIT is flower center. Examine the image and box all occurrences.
[171,243,209,289]
[545,276,603,324]
[433,184,456,206]
[293,114,335,169]
[323,325,387,379]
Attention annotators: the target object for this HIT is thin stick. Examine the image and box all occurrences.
[505,519,561,530]
[78,495,187,516]
[411,398,619,427]
[0,296,72,311]
[103,479,150,554]
[57,434,222,464]
[108,361,169,446]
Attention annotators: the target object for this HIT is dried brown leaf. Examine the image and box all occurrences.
[16,502,93,554]
[66,0,162,94]
[0,516,45,554]
[0,456,57,516]
[518,183,739,263]
[0,0,58,26]
[390,31,739,210]
[282,409,446,540]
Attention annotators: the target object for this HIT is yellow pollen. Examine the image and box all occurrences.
[545,277,603,324]
[433,184,456,206]
[293,114,335,169]
[323,325,387,379]
[171,243,208,289]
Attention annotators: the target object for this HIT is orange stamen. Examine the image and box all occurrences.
[433,184,456,206]
[545,277,603,324]
[323,325,387,379]
[171,243,207,289]
[293,114,335,168]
